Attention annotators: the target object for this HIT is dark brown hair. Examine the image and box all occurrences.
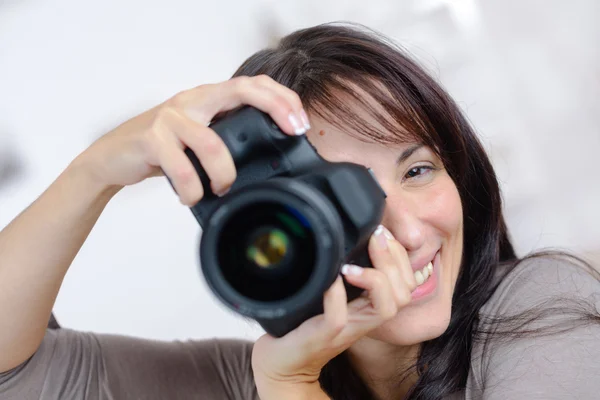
[230,22,599,399]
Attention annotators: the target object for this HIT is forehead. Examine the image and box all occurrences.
[305,86,419,166]
[306,111,416,168]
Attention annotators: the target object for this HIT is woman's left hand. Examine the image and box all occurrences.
[251,225,418,399]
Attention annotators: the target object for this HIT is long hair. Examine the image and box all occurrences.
[228,22,598,399]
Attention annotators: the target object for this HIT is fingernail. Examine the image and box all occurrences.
[341,264,363,276]
[373,225,387,249]
[383,226,394,240]
[288,112,306,135]
[214,186,231,197]
[299,109,311,130]
[373,224,393,249]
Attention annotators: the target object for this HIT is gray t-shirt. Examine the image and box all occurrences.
[1,256,599,399]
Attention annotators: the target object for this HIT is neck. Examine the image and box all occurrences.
[347,337,421,400]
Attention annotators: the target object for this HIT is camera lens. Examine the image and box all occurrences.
[216,202,316,302]
[246,227,289,268]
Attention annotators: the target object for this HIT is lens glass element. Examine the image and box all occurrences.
[217,202,316,302]
[245,226,289,268]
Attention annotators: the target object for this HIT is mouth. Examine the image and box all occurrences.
[410,251,441,301]
[413,259,434,286]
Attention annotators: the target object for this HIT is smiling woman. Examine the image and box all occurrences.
[302,102,464,351]
[0,22,599,400]
[242,24,599,400]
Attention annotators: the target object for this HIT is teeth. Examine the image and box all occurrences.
[414,270,424,285]
[414,261,434,287]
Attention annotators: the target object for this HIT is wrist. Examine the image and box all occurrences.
[66,153,123,201]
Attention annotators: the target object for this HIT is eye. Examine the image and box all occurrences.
[404,165,434,181]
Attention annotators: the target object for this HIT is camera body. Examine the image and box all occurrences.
[183,106,386,337]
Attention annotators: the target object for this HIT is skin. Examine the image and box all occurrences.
[0,75,308,376]
[306,108,464,399]
[253,86,464,399]
[0,75,463,400]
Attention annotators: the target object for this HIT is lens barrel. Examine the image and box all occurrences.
[199,179,344,320]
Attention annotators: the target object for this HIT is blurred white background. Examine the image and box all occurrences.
[0,0,598,342]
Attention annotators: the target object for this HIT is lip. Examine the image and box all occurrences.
[410,251,441,302]
[410,250,439,273]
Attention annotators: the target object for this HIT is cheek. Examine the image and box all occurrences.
[423,176,463,236]
[422,176,463,305]
[430,177,464,299]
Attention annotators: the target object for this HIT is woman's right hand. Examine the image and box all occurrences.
[1,74,312,374]
[75,75,311,205]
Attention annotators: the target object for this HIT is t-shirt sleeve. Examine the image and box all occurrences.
[0,328,258,400]
[469,255,600,400]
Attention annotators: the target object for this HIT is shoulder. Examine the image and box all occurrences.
[467,252,600,399]
[482,251,600,317]
[187,337,255,354]
[181,337,255,373]
[0,328,105,399]
[96,333,258,399]
[1,328,258,400]
[178,337,258,400]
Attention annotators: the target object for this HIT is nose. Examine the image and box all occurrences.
[381,197,426,252]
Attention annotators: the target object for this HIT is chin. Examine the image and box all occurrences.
[366,289,453,346]
[368,240,463,346]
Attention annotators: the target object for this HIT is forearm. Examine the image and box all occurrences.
[0,156,121,372]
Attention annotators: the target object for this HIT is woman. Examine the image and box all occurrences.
[0,23,598,400]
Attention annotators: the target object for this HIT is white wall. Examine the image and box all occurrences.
[1,0,598,341]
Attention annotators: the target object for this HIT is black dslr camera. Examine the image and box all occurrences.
[181,106,386,337]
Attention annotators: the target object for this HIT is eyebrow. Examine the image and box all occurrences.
[396,144,424,166]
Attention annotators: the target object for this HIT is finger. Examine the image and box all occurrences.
[340,264,398,323]
[249,74,310,130]
[367,225,412,307]
[273,276,347,357]
[222,76,309,135]
[320,276,348,340]
[149,123,204,206]
[388,239,418,293]
[161,107,236,197]
[176,75,309,136]
[347,295,371,314]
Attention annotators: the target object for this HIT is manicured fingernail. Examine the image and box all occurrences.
[341,264,363,276]
[214,186,231,197]
[383,226,394,240]
[299,109,311,130]
[288,112,306,135]
[373,224,393,249]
